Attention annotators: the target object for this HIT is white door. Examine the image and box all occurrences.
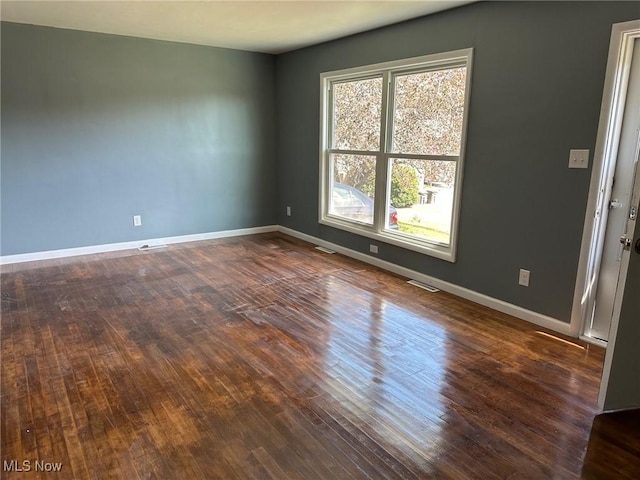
[587,38,640,342]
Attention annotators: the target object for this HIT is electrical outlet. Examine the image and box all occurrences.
[286,206,291,217]
[519,269,530,287]
[369,244,378,254]
[133,215,142,227]
[568,149,589,169]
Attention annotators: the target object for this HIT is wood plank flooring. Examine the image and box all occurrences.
[1,233,610,479]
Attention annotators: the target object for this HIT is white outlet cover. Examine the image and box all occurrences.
[369,244,378,254]
[133,215,142,226]
[568,149,589,169]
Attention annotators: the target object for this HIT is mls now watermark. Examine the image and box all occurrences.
[3,459,63,472]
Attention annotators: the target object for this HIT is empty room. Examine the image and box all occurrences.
[1,1,639,479]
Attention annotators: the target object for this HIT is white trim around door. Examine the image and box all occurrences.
[571,20,640,344]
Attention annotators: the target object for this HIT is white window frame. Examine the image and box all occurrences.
[319,49,473,262]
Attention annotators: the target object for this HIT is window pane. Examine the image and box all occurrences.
[385,158,456,245]
[329,154,377,225]
[392,67,467,156]
[332,78,382,151]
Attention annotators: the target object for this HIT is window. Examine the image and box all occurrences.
[319,49,473,262]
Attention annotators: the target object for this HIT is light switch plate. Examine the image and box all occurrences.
[568,149,589,169]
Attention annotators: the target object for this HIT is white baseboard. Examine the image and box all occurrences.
[0,225,278,265]
[278,226,574,337]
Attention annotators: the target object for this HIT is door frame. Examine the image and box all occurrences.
[570,20,640,348]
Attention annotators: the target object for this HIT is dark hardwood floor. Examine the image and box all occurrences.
[0,233,613,478]
[581,409,640,480]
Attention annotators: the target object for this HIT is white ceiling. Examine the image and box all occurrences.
[0,0,474,54]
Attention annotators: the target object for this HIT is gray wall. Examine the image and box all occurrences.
[603,197,640,411]
[275,1,640,322]
[1,22,277,255]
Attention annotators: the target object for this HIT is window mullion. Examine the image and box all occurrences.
[384,72,396,155]
[373,71,391,233]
